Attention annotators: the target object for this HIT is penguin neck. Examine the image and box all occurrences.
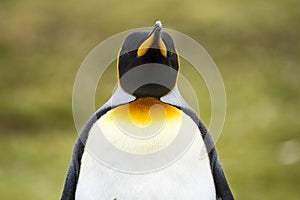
[110,84,190,112]
[114,97,181,128]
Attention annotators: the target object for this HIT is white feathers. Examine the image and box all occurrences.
[75,111,216,200]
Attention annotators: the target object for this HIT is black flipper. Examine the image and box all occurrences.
[61,108,111,200]
[61,137,85,200]
[61,86,135,199]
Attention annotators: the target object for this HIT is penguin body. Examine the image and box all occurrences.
[75,97,215,200]
[61,21,234,200]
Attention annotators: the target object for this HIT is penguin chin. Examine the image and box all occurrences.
[131,84,171,99]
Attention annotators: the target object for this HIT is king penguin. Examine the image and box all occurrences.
[61,21,234,200]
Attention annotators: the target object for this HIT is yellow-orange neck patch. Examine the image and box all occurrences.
[98,98,184,154]
[112,98,180,128]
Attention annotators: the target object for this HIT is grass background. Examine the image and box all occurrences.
[1,0,300,199]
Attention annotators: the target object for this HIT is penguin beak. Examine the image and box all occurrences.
[137,21,167,57]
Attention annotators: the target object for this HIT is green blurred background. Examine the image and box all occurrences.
[1,0,300,199]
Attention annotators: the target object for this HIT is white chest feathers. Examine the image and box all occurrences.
[75,100,216,200]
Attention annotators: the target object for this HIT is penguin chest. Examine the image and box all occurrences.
[75,100,216,199]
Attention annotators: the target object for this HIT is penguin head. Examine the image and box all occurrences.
[117,21,180,99]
